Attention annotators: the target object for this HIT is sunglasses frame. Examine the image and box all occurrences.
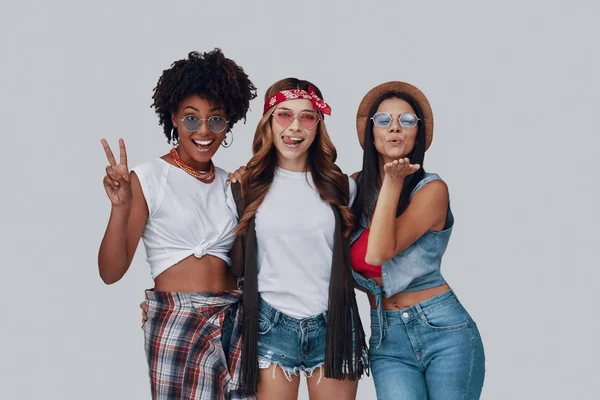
[371,112,420,129]
[178,114,230,133]
[272,108,321,130]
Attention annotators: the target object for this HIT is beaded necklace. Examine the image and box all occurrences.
[169,147,215,184]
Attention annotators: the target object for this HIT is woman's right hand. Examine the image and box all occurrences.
[101,138,132,208]
[383,157,420,184]
[140,301,148,326]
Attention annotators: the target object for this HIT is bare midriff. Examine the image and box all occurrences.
[153,254,237,293]
[366,279,451,310]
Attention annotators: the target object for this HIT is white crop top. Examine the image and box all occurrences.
[227,167,356,318]
[132,158,237,279]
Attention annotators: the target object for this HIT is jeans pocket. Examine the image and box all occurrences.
[258,314,274,335]
[421,302,469,331]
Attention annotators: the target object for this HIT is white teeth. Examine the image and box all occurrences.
[193,139,214,146]
[290,137,303,142]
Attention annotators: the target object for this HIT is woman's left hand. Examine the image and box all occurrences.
[226,166,247,184]
[383,158,420,183]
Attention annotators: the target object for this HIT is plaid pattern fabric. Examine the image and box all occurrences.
[143,290,254,400]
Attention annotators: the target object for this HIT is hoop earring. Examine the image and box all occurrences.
[171,128,179,147]
[221,131,233,148]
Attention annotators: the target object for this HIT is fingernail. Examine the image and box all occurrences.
[114,181,120,186]
[232,178,237,183]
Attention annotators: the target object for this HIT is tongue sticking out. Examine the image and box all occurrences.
[283,136,303,145]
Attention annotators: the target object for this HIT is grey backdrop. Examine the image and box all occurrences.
[1,0,598,399]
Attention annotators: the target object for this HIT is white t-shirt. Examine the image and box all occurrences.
[133,158,237,279]
[228,167,356,319]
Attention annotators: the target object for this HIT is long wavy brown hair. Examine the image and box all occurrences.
[236,77,354,236]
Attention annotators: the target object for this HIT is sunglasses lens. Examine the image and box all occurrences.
[373,113,392,127]
[207,116,227,133]
[182,115,201,132]
[400,113,418,128]
[273,109,294,127]
[299,112,319,129]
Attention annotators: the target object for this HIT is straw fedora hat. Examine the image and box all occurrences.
[356,81,434,150]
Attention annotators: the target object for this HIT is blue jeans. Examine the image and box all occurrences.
[369,290,485,399]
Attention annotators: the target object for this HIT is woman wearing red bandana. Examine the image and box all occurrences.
[228,78,367,399]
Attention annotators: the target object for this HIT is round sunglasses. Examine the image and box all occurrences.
[371,112,419,128]
[178,115,229,133]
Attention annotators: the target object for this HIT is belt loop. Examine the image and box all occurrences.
[366,281,384,349]
[414,303,425,321]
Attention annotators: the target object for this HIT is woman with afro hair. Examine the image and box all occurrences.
[98,48,257,399]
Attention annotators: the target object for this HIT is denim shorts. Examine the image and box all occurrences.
[256,297,329,379]
[369,289,485,399]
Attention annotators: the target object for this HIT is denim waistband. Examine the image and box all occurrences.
[259,296,328,331]
[369,289,458,348]
[375,289,459,325]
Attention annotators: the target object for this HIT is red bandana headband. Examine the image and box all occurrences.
[263,86,332,116]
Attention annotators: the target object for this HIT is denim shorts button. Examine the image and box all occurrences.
[402,312,409,319]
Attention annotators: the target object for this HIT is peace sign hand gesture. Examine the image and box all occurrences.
[101,138,132,208]
[383,157,421,183]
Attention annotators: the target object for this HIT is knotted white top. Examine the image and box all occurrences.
[132,158,237,279]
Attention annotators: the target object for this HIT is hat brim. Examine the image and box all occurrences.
[356,81,434,150]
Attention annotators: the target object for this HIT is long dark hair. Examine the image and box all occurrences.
[352,92,427,225]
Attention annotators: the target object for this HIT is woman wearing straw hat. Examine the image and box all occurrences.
[349,82,485,399]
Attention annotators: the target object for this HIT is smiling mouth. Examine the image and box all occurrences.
[192,138,215,152]
[281,135,305,148]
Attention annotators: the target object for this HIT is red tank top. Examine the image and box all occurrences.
[350,229,382,278]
